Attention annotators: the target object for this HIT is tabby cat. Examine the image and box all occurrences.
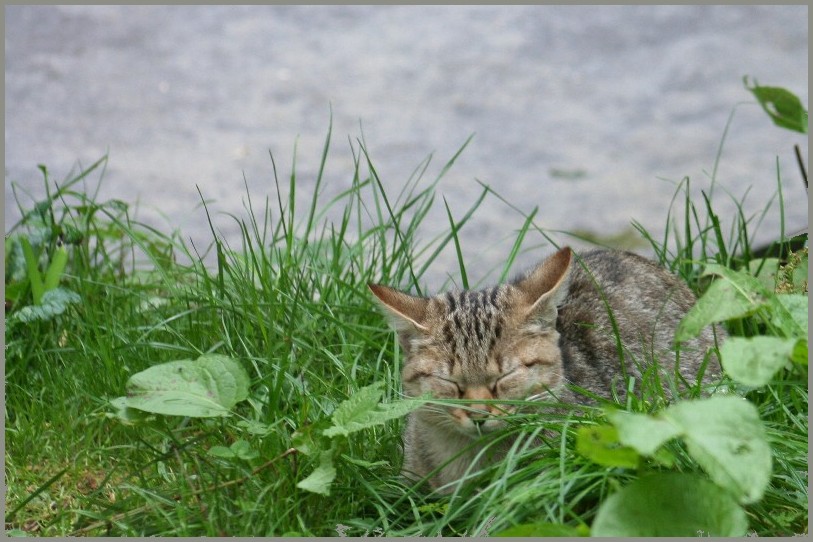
[369,247,723,492]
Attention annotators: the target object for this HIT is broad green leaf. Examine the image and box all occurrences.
[745,79,808,133]
[747,257,780,291]
[493,522,589,537]
[591,473,748,536]
[296,450,336,496]
[663,396,771,504]
[323,382,425,438]
[575,424,640,469]
[770,294,808,338]
[122,354,250,418]
[606,409,682,456]
[721,336,797,386]
[702,263,770,294]
[605,397,772,504]
[676,274,766,341]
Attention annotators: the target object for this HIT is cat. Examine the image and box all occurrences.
[369,246,723,492]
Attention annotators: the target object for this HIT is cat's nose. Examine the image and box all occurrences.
[470,416,487,428]
[469,407,490,422]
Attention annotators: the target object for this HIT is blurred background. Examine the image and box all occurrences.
[5,5,808,288]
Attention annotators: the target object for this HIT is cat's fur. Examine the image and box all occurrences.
[369,247,723,492]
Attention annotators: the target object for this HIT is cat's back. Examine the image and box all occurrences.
[555,249,720,399]
[564,249,697,316]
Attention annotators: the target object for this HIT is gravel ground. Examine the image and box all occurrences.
[5,5,808,288]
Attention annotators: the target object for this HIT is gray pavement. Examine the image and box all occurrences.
[5,5,808,288]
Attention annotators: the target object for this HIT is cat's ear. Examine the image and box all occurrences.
[514,247,572,323]
[368,283,431,333]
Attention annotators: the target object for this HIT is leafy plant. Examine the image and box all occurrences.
[678,261,808,385]
[18,236,69,305]
[293,381,425,496]
[5,208,76,321]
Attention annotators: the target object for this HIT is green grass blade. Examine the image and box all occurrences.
[499,207,538,283]
[19,236,45,305]
[443,197,468,289]
[701,190,727,265]
[415,185,488,282]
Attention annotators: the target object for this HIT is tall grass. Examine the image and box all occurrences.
[4,120,807,536]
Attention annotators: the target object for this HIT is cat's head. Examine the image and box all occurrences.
[369,247,572,437]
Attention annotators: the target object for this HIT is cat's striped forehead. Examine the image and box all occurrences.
[433,285,510,368]
[439,287,508,321]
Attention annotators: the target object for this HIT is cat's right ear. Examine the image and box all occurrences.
[368,284,431,333]
[514,246,572,324]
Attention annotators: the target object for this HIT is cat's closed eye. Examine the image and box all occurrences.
[493,367,527,395]
[485,369,512,393]
[433,375,463,397]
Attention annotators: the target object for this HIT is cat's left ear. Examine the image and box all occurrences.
[368,283,431,333]
[514,246,572,324]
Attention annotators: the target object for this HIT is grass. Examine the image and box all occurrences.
[4,119,808,536]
